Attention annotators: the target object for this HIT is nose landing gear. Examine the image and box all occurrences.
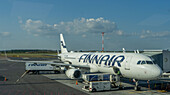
[133,79,141,91]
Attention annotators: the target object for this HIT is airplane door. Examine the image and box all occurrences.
[125,56,132,70]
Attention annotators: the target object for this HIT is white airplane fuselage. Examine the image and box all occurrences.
[59,34,162,81]
[59,52,162,80]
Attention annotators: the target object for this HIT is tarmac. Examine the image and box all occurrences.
[0,57,170,95]
[44,74,170,95]
[0,58,87,95]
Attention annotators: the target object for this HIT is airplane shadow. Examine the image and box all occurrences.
[51,78,73,80]
[121,78,170,91]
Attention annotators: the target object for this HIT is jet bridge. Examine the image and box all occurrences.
[162,50,170,73]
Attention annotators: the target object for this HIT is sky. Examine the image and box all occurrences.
[0,0,170,51]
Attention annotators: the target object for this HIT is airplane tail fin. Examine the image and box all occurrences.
[60,34,68,53]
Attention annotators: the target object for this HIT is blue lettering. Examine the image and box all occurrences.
[28,64,47,66]
[83,54,89,63]
[79,54,125,67]
[108,55,116,66]
[86,54,95,63]
[79,54,87,62]
[99,55,110,65]
[92,55,103,64]
[111,56,125,67]
[31,64,35,66]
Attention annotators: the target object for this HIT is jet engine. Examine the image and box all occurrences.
[65,69,81,79]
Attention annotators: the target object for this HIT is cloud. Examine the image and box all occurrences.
[0,32,11,37]
[21,17,170,39]
[20,17,118,36]
[21,19,55,36]
[116,30,124,36]
[112,29,170,39]
[139,30,170,39]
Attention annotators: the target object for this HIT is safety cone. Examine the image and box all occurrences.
[148,84,150,89]
[147,80,150,89]
[4,77,7,81]
[76,80,78,85]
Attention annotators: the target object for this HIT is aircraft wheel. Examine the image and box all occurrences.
[119,86,124,90]
[92,88,96,92]
[134,86,141,91]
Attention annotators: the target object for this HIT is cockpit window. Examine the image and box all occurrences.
[137,61,141,65]
[146,61,154,64]
[141,61,146,64]
[137,60,154,65]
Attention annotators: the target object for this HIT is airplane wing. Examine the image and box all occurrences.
[8,59,90,69]
[26,61,90,68]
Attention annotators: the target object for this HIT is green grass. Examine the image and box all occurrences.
[0,53,57,58]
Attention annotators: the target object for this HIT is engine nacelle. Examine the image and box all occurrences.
[65,69,81,79]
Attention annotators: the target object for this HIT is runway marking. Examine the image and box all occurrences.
[16,70,29,83]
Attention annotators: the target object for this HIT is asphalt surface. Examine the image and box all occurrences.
[0,59,87,95]
[44,74,170,95]
[0,57,170,95]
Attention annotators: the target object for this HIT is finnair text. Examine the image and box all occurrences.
[79,54,125,67]
[28,64,47,66]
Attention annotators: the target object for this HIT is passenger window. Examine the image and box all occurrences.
[137,61,141,65]
[141,61,146,65]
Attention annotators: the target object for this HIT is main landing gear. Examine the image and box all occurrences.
[133,79,141,91]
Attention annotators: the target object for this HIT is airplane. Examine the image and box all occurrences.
[57,34,163,91]
[8,34,163,91]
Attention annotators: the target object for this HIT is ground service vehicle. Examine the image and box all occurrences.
[82,81,120,92]
[25,62,60,74]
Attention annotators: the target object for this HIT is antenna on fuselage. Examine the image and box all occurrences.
[134,50,137,53]
[122,48,126,53]
[134,49,139,53]
[136,49,139,53]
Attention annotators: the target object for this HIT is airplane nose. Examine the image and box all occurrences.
[152,66,163,79]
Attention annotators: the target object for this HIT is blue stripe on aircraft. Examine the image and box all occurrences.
[61,41,66,48]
